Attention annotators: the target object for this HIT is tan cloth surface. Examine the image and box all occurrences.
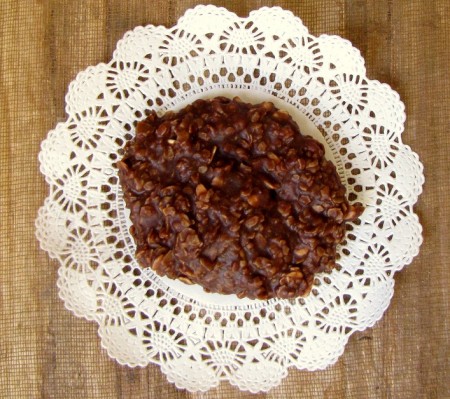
[1,1,449,398]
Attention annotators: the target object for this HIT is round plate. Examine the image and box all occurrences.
[36,5,424,393]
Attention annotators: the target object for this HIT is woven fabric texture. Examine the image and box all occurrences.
[0,1,448,398]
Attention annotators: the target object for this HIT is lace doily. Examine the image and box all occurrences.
[36,6,424,393]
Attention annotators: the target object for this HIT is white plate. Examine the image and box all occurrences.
[36,5,424,393]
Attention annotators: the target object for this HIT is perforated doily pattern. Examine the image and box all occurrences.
[36,6,424,393]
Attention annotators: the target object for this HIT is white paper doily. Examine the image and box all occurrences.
[36,6,424,393]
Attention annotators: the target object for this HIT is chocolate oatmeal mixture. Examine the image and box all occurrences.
[117,97,363,299]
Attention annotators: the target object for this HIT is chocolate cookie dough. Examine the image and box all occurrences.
[117,97,363,299]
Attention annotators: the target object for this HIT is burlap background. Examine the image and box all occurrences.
[1,1,448,398]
